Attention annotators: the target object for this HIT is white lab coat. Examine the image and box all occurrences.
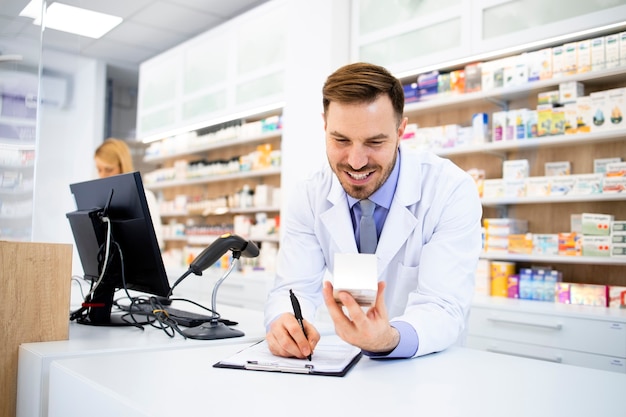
[264,145,483,357]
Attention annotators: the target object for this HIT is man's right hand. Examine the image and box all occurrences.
[266,313,320,359]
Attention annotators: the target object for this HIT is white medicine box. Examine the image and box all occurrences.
[503,159,530,179]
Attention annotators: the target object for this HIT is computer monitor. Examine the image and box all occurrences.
[66,171,170,325]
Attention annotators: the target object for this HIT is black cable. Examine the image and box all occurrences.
[113,241,145,330]
[167,268,193,298]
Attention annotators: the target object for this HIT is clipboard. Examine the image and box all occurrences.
[213,335,362,377]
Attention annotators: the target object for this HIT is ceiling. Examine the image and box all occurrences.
[0,0,270,85]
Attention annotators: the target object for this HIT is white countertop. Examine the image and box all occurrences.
[47,340,626,417]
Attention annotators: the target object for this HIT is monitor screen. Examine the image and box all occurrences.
[66,171,170,325]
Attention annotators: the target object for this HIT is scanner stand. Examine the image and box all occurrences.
[182,320,245,339]
[181,257,245,340]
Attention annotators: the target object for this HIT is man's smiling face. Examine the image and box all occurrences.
[324,94,406,199]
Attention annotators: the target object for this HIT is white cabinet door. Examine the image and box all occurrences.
[468,335,626,373]
[469,306,626,358]
[474,0,626,55]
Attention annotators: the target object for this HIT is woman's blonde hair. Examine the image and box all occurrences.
[94,138,134,174]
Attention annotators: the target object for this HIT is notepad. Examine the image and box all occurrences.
[213,335,362,377]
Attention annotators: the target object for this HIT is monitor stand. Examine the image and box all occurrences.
[77,278,150,327]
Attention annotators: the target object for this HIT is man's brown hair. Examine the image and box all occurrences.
[322,62,405,126]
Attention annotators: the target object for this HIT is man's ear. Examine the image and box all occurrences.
[397,116,408,138]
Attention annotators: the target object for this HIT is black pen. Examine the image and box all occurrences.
[289,289,312,361]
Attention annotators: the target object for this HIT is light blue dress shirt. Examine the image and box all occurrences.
[347,151,419,358]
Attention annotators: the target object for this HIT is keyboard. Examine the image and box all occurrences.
[119,303,238,328]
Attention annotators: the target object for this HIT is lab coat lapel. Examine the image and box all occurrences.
[376,149,422,272]
[319,175,358,253]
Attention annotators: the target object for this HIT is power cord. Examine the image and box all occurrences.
[69,216,113,322]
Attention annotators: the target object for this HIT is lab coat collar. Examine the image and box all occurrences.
[320,146,423,268]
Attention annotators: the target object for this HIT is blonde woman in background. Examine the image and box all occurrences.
[94,138,164,250]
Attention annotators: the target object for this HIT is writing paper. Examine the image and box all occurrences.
[214,335,362,377]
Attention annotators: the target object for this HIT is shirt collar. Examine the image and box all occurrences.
[347,148,400,210]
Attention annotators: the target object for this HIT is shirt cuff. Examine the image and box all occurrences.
[362,321,419,359]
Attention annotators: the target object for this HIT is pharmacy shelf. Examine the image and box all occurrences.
[480,252,626,266]
[0,213,32,221]
[481,192,626,207]
[471,294,626,320]
[0,163,34,170]
[0,115,36,125]
[182,234,279,246]
[161,206,280,218]
[404,66,626,115]
[0,142,35,151]
[433,129,626,157]
[144,129,282,164]
[0,187,33,196]
[160,210,189,218]
[229,206,280,214]
[145,166,281,191]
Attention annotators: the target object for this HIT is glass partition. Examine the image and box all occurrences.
[0,5,42,242]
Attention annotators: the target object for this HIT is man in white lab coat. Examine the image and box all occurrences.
[264,62,482,359]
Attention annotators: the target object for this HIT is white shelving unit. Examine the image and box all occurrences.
[400,41,626,372]
[142,109,283,264]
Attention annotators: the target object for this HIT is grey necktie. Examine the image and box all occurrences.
[359,199,377,254]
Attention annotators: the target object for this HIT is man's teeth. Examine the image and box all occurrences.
[349,172,369,180]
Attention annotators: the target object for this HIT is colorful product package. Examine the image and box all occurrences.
[525,177,550,197]
[581,236,611,257]
[570,283,608,307]
[612,244,626,257]
[608,286,626,308]
[558,232,582,256]
[590,36,606,71]
[482,179,505,199]
[563,103,578,134]
[575,96,593,133]
[474,259,491,296]
[549,176,576,196]
[556,282,571,304]
[537,104,553,137]
[612,221,626,235]
[602,177,626,193]
[490,261,515,297]
[543,270,562,302]
[594,157,622,174]
[581,213,613,236]
[605,34,620,69]
[508,233,533,254]
[502,159,529,179]
[507,275,520,299]
[531,268,547,301]
[577,39,592,73]
[519,268,534,300]
[605,161,626,177]
[545,161,571,176]
[571,173,603,195]
[464,63,483,93]
[492,111,507,142]
[533,234,559,255]
[550,107,566,136]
